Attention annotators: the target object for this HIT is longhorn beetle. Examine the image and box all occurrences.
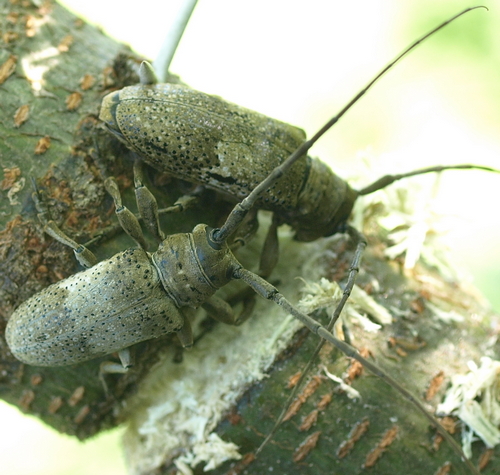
[4,6,496,475]
[99,19,497,285]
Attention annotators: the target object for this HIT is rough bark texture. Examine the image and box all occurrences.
[0,0,226,438]
[205,245,499,475]
[0,2,498,475]
[0,0,131,436]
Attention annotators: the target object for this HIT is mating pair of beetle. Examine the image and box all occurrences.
[5,7,496,475]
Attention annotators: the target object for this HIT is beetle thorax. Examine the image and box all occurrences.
[151,224,238,308]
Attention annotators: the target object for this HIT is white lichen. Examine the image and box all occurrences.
[437,357,500,458]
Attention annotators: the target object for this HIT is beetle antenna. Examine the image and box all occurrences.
[211,6,487,244]
[233,264,481,475]
[358,164,500,195]
[256,225,366,455]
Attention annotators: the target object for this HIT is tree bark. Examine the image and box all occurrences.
[0,0,207,438]
[0,2,498,475]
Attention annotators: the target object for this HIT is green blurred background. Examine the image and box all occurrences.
[3,1,499,474]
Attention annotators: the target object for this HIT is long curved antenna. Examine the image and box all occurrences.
[234,266,480,475]
[211,6,487,244]
[255,226,366,455]
[358,164,500,195]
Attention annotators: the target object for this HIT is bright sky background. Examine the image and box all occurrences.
[3,1,500,474]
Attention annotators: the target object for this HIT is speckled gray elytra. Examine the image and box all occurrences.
[6,248,184,366]
[6,173,240,368]
[99,79,357,243]
[5,222,241,366]
[99,60,498,286]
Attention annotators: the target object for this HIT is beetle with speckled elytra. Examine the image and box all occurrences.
[98,58,497,254]
[99,73,357,244]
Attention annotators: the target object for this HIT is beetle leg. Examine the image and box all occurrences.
[133,159,165,243]
[227,212,279,324]
[201,294,257,327]
[228,208,259,251]
[84,187,202,248]
[201,295,238,325]
[158,185,205,215]
[104,176,148,250]
[98,359,130,396]
[99,361,130,374]
[97,349,133,395]
[175,314,194,348]
[233,296,257,326]
[118,348,133,368]
[99,348,133,376]
[31,184,97,268]
[257,212,280,278]
[202,291,260,327]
